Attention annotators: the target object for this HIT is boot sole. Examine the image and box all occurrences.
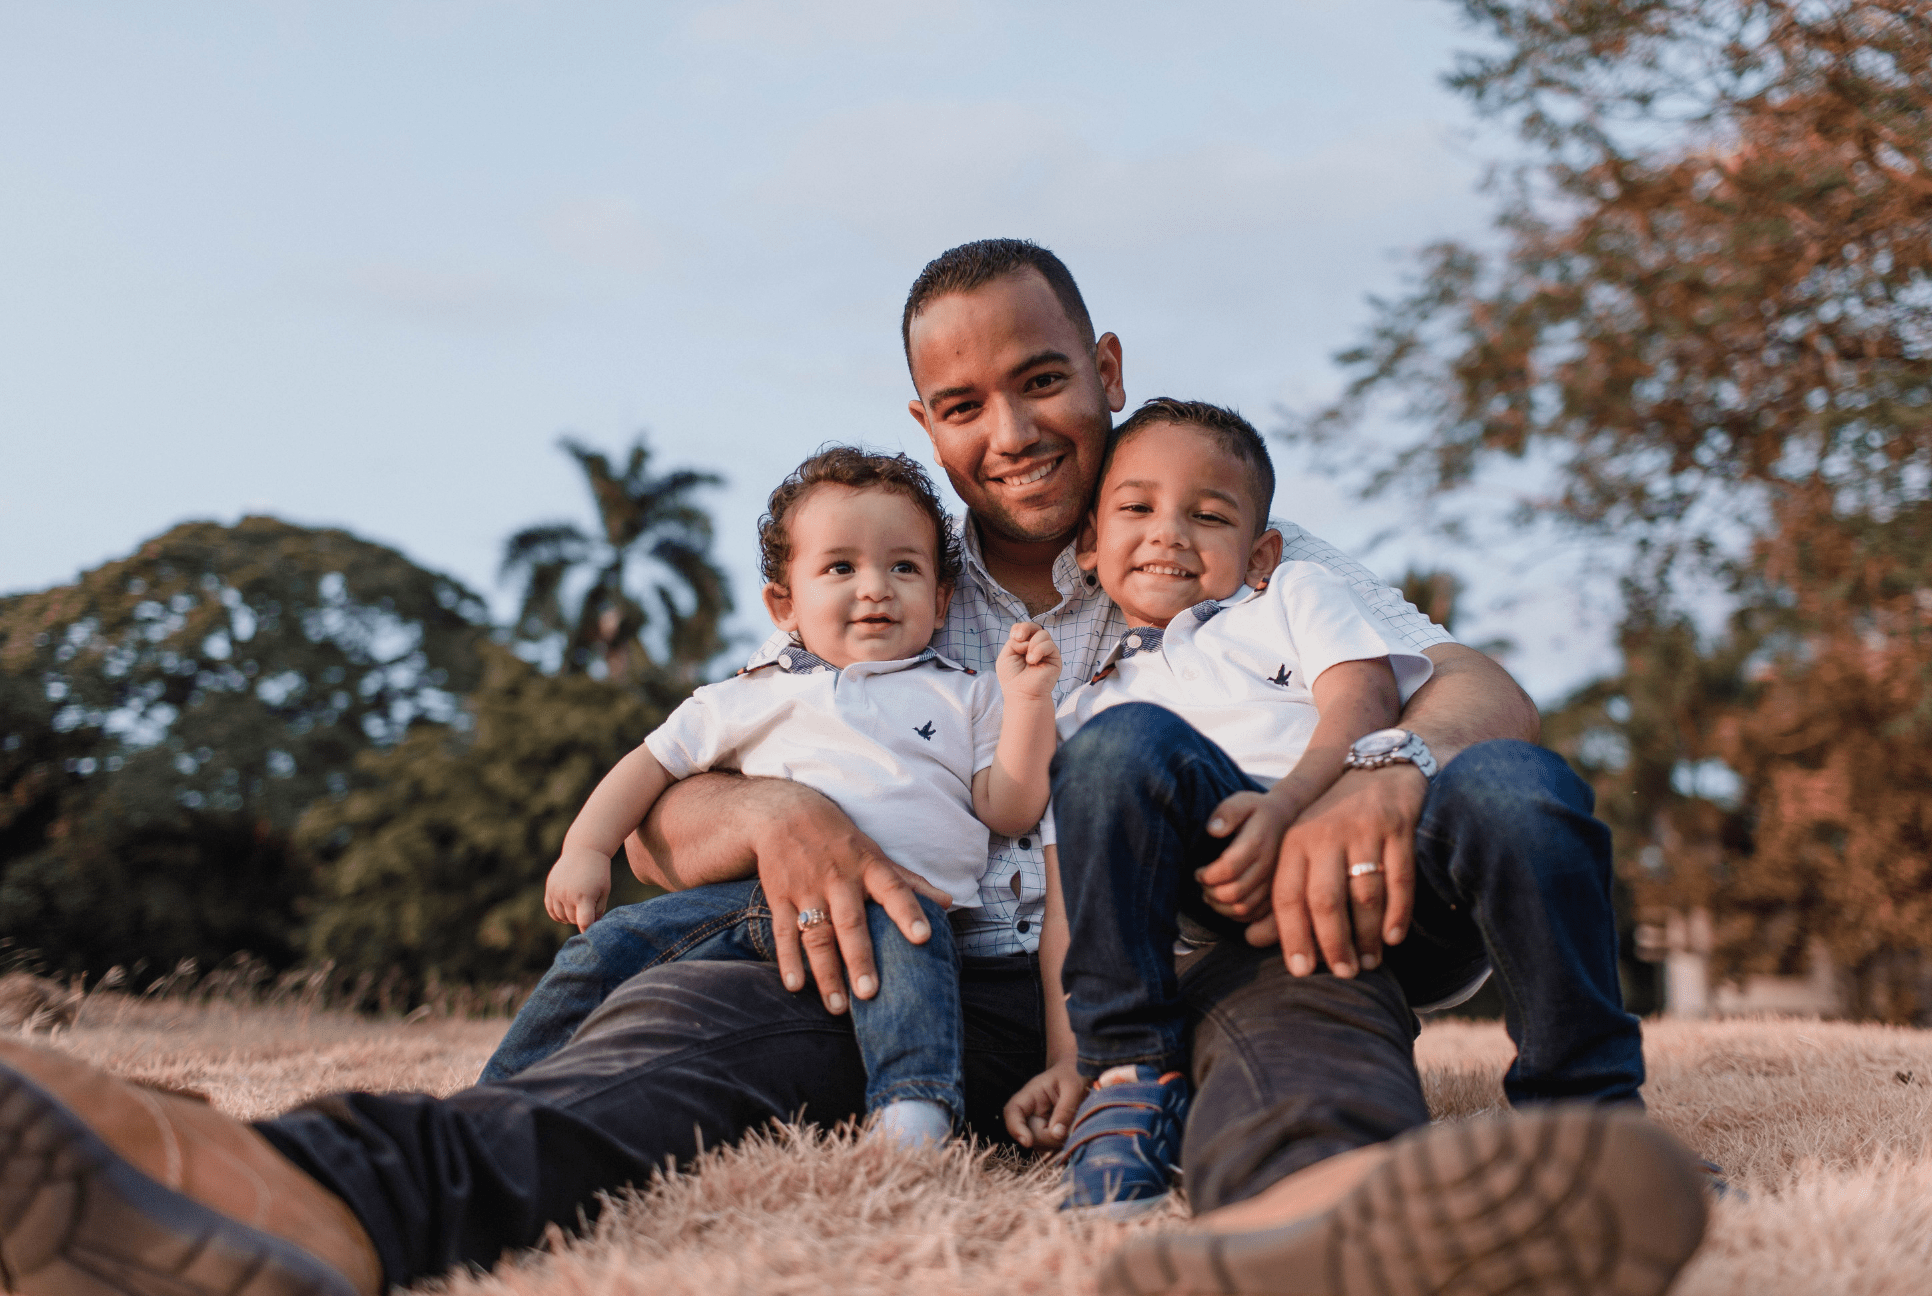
[1101,1105,1708,1296]
[0,1063,358,1296]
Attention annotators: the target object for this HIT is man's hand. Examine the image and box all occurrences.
[748,780,954,1015]
[1244,764,1426,978]
[1194,790,1295,922]
[544,846,613,933]
[1003,1059,1089,1150]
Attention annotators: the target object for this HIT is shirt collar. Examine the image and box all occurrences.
[1087,594,1237,681]
[958,514,1096,613]
[739,632,967,677]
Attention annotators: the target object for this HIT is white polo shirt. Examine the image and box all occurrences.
[1054,560,1436,787]
[645,642,1001,908]
[744,519,1455,956]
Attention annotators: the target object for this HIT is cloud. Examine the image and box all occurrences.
[685,0,916,50]
[347,263,554,327]
[541,197,663,274]
[752,100,1479,258]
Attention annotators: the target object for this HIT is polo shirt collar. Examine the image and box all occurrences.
[1089,590,1249,679]
[739,632,969,678]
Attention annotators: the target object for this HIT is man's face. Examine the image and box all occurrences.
[906,271,1125,548]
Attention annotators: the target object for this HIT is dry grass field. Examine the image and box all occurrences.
[19,994,1932,1295]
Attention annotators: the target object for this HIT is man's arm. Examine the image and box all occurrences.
[624,772,952,1014]
[1241,643,1540,966]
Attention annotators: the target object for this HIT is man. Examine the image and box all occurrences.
[0,240,1704,1296]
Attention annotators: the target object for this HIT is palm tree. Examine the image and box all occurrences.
[502,434,731,685]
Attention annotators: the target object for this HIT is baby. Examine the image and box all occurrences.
[1008,398,1436,1212]
[479,446,1076,1147]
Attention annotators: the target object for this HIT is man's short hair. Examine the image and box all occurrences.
[901,239,1096,372]
[1102,398,1277,534]
[758,445,963,590]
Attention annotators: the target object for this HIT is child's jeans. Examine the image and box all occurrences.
[479,880,964,1125]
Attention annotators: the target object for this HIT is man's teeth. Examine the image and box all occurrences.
[999,461,1057,486]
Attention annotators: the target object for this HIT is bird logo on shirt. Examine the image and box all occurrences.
[1269,665,1292,687]
[913,720,937,741]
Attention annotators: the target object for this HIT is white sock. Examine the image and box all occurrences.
[1097,1065,1143,1088]
[872,1099,951,1148]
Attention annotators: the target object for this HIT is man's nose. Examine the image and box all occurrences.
[984,393,1042,458]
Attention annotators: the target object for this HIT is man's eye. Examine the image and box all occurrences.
[943,399,981,420]
[1023,372,1064,392]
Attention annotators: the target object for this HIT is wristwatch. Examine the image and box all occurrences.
[1345,728,1438,780]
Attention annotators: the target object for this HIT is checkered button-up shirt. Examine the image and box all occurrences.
[930,517,1456,956]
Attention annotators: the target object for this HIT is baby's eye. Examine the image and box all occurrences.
[1119,501,1152,514]
[892,561,920,574]
[828,561,854,575]
[1194,511,1232,526]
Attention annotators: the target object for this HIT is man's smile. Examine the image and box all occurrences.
[988,456,1063,489]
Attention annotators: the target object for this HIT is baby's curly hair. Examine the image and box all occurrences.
[758,446,962,591]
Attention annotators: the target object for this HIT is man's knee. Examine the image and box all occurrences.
[1431,739,1597,829]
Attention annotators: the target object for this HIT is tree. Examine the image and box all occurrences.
[1295,1,1932,1019]
[503,435,732,685]
[298,645,669,990]
[0,517,489,976]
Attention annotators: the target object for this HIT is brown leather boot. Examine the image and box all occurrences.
[1100,1105,1708,1296]
[0,1038,382,1296]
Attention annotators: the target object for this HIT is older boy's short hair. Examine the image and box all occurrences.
[901,239,1096,371]
[1102,398,1277,534]
[758,446,963,590]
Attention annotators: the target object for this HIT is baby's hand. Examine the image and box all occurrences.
[545,846,613,933]
[1002,1059,1089,1150]
[997,622,1061,701]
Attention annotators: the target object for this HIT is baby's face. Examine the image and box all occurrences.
[1080,422,1277,628]
[762,484,949,668]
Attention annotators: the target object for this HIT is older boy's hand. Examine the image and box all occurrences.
[1244,764,1424,976]
[545,846,614,933]
[1003,1060,1088,1150]
[996,621,1060,701]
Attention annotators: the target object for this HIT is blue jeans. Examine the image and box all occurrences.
[478,880,964,1122]
[1050,702,1644,1107]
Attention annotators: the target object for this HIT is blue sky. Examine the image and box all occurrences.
[0,0,1623,700]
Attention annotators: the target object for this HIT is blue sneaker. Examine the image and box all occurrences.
[1059,1067,1189,1217]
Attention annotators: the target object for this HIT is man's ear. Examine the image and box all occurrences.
[907,397,933,441]
[1247,528,1284,587]
[934,581,955,624]
[1075,514,1101,573]
[1094,332,1125,413]
[761,581,798,632]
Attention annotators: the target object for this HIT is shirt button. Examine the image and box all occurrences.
[1016,919,1032,934]
[1017,836,1031,849]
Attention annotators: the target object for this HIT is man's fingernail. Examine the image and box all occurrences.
[1387,927,1405,944]
[1208,819,1224,833]
[784,973,803,991]
[1288,954,1311,976]
[1335,962,1356,978]
[1361,953,1380,970]
[855,975,877,998]
[911,921,931,942]
[1052,1124,1066,1138]
[827,993,847,1013]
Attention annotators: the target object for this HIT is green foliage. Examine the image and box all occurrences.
[504,436,732,685]
[298,645,673,990]
[0,517,489,976]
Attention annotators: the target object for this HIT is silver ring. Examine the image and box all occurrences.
[1348,861,1382,878]
[796,908,830,931]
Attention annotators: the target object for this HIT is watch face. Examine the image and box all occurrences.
[1356,728,1409,756]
